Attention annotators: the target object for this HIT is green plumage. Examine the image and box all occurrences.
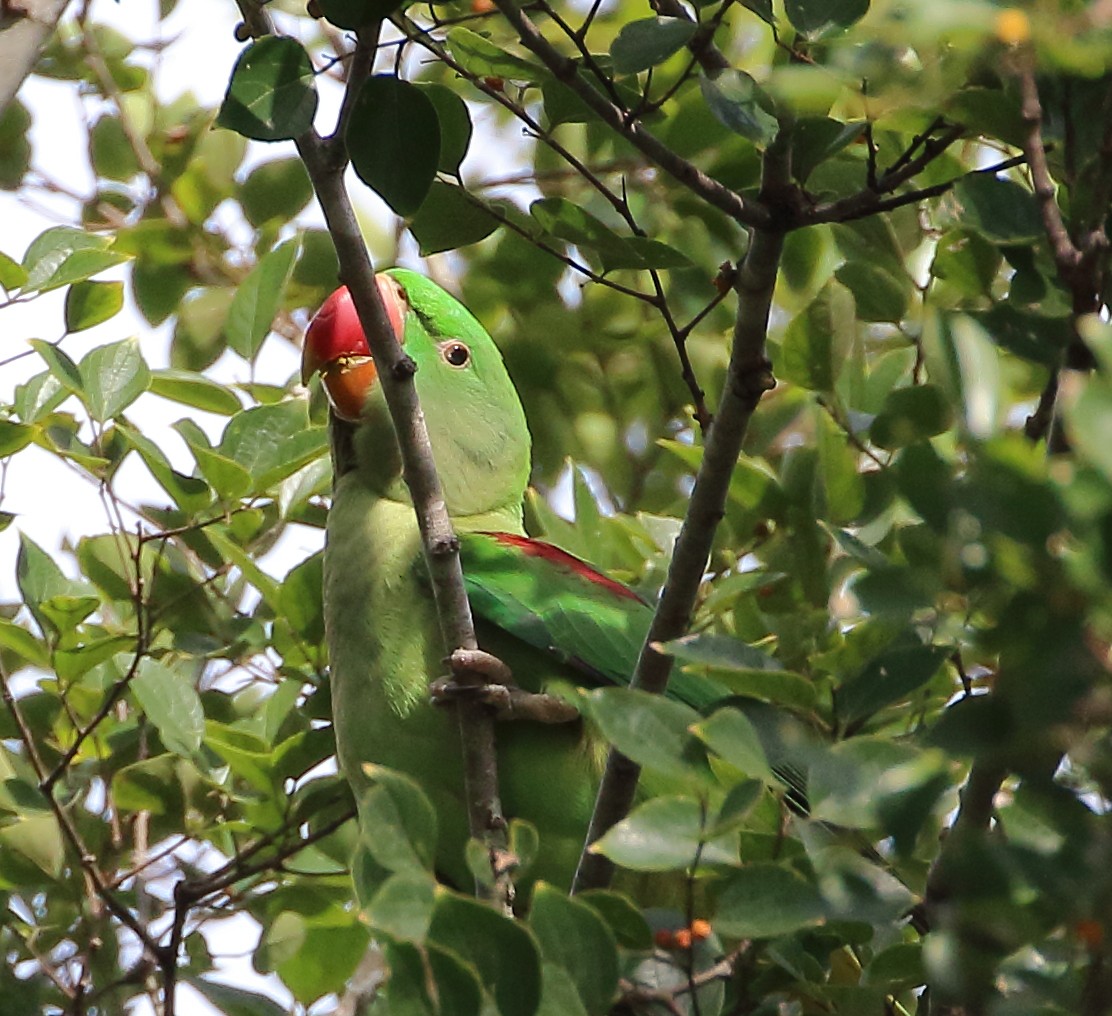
[316,269,712,891]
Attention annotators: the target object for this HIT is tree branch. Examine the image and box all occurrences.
[0,0,71,115]
[488,0,769,228]
[232,0,514,909]
[572,125,791,893]
[1017,63,1081,277]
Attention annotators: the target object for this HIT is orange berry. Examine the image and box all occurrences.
[673,929,693,950]
[690,919,712,941]
[471,0,496,12]
[995,9,1030,45]
[1076,919,1104,950]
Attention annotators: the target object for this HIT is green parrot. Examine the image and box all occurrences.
[301,270,722,892]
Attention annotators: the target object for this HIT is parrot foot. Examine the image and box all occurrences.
[429,678,580,724]
[430,650,581,725]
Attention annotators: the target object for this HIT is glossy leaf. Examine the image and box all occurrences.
[610,18,696,74]
[700,69,778,147]
[77,337,151,421]
[530,883,618,1016]
[785,0,869,38]
[217,37,318,141]
[714,863,826,937]
[225,239,300,361]
[584,688,709,783]
[592,795,739,870]
[131,658,205,757]
[348,76,440,216]
[410,183,499,255]
[64,280,124,331]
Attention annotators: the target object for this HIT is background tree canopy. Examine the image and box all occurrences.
[2,0,1112,1013]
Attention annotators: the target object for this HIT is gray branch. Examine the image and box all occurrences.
[234,0,514,909]
[0,0,71,115]
[572,127,792,893]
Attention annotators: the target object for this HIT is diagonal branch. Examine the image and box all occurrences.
[572,125,792,894]
[234,0,514,910]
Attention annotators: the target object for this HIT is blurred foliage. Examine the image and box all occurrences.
[3,0,1112,1013]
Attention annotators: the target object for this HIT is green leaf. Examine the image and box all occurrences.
[791,117,866,183]
[429,890,542,1016]
[778,281,855,393]
[317,0,407,29]
[188,978,290,1016]
[577,891,653,950]
[225,239,300,361]
[930,228,1001,299]
[869,384,954,450]
[358,765,438,873]
[699,69,778,148]
[537,963,589,1016]
[0,99,31,189]
[0,618,49,670]
[21,226,130,293]
[967,304,1072,367]
[808,737,922,828]
[692,707,776,784]
[218,400,327,487]
[834,261,909,323]
[0,421,33,457]
[64,280,124,332]
[217,37,318,141]
[112,756,184,815]
[714,863,825,937]
[238,158,313,226]
[0,249,27,291]
[610,18,697,74]
[584,688,708,784]
[348,75,440,217]
[742,0,775,23]
[663,632,780,672]
[28,338,82,396]
[530,197,689,271]
[446,27,545,81]
[120,424,212,513]
[530,884,618,1016]
[816,405,865,523]
[785,0,868,38]
[367,871,437,942]
[410,183,499,255]
[90,114,141,181]
[131,658,205,757]
[188,443,253,501]
[953,173,1042,244]
[149,369,242,415]
[593,795,738,871]
[17,533,85,611]
[0,815,64,878]
[78,338,151,421]
[834,637,950,725]
[418,84,473,175]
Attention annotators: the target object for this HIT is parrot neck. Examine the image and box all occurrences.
[332,412,530,521]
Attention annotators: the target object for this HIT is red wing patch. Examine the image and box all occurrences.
[482,532,646,604]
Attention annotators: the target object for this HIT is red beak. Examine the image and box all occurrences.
[301,275,407,421]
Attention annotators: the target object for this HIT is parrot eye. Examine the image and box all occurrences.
[442,342,471,368]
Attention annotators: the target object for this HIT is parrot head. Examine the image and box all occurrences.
[302,268,531,517]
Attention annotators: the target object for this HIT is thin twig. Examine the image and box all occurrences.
[488,0,768,228]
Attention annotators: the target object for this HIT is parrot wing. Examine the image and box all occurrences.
[456,531,727,711]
